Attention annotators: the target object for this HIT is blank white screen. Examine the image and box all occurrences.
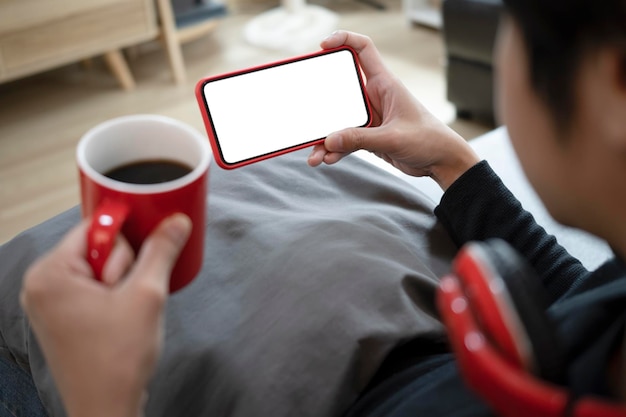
[201,49,369,165]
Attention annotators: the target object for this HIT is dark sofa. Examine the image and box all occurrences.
[443,0,503,124]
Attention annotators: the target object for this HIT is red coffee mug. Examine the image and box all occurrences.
[76,114,211,293]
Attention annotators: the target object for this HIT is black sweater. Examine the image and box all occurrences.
[345,161,626,417]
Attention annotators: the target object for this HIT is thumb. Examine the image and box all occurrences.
[126,214,192,294]
[325,126,386,154]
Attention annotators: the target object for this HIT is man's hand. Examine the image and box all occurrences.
[308,31,480,191]
[20,214,192,417]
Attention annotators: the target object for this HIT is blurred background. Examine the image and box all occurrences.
[0,0,497,244]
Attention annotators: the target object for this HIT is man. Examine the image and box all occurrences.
[20,0,626,414]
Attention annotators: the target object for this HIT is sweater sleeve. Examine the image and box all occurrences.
[434,160,589,302]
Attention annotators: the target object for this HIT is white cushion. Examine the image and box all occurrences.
[356,127,612,269]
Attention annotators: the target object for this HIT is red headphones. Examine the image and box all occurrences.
[437,239,626,417]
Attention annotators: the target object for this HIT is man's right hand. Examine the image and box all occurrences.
[21,214,191,417]
[307,31,480,191]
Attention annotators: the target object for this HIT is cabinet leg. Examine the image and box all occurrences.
[156,0,187,84]
[103,49,136,90]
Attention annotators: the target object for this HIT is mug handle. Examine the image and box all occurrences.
[87,200,130,281]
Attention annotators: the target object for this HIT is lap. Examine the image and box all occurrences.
[0,151,457,417]
[0,354,48,417]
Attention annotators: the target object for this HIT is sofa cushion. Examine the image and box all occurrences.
[0,150,458,417]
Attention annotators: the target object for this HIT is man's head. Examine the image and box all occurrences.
[501,0,626,129]
[496,0,626,248]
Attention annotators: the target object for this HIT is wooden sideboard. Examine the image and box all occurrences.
[0,0,158,88]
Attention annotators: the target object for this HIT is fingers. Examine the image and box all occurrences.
[321,31,387,79]
[102,236,134,286]
[54,220,135,286]
[20,221,92,313]
[327,126,393,155]
[308,126,390,166]
[307,143,350,167]
[307,144,328,167]
[126,214,192,296]
[54,220,90,258]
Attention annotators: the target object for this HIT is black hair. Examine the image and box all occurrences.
[501,0,626,130]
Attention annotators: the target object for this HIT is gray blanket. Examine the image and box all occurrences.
[0,150,457,417]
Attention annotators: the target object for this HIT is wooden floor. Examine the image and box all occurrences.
[0,0,491,244]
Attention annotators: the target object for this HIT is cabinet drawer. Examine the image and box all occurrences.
[1,1,157,78]
[0,0,133,35]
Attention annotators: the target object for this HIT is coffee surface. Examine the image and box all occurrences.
[104,159,192,184]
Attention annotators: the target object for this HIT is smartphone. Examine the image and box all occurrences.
[195,47,372,169]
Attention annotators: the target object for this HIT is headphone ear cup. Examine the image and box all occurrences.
[478,239,567,384]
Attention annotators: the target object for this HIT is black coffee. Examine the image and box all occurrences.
[104,159,193,185]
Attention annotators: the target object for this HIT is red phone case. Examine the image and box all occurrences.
[195,46,372,170]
